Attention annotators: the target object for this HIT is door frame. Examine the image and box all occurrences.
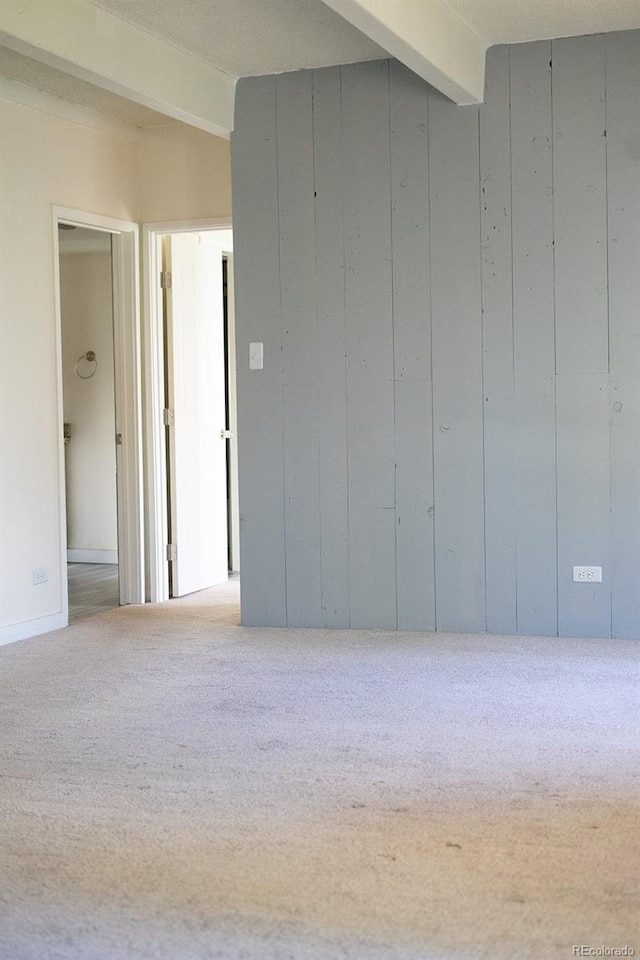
[53,206,145,614]
[143,217,234,603]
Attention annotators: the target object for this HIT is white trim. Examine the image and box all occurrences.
[226,254,240,573]
[0,76,145,141]
[0,0,235,137]
[111,228,145,604]
[52,219,70,629]
[67,549,118,564]
[144,217,233,235]
[0,612,67,647]
[53,206,144,619]
[142,224,168,603]
[142,218,234,602]
[322,0,486,104]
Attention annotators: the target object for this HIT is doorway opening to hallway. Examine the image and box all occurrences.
[54,207,144,626]
[144,221,238,603]
[58,225,119,621]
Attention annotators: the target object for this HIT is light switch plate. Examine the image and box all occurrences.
[249,342,263,370]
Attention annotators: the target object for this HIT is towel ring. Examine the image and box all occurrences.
[75,351,97,380]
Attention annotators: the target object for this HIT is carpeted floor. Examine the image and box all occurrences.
[0,580,638,960]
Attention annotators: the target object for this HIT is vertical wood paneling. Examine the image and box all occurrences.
[389,61,431,382]
[553,36,611,635]
[342,60,396,629]
[429,91,485,633]
[233,35,640,639]
[479,45,517,634]
[313,66,350,628]
[553,35,608,375]
[606,31,640,639]
[276,71,322,626]
[556,374,611,637]
[510,41,558,637]
[231,77,286,625]
[389,60,435,631]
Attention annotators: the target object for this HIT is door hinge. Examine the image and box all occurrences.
[166,544,177,562]
[163,408,174,427]
[160,271,172,289]
[115,433,123,445]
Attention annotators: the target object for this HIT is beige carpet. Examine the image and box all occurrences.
[0,580,638,960]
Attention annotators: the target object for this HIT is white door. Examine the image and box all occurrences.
[165,233,228,596]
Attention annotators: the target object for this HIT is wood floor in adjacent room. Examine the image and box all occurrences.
[0,579,637,960]
[67,562,119,623]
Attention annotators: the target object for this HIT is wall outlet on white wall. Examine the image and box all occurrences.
[572,566,602,583]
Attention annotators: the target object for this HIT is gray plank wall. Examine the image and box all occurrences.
[232,31,640,639]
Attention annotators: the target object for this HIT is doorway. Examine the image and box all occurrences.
[58,225,119,621]
[53,207,144,624]
[144,220,238,603]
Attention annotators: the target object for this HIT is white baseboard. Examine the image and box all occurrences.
[67,549,118,564]
[0,612,67,647]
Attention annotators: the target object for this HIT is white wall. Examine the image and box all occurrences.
[0,98,138,643]
[0,91,233,644]
[137,124,232,223]
[60,248,118,563]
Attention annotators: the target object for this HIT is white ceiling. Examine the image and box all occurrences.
[87,0,388,76]
[88,0,640,63]
[441,0,640,45]
[1,0,638,131]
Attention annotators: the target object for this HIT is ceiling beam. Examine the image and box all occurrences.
[321,0,487,104]
[0,0,235,136]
